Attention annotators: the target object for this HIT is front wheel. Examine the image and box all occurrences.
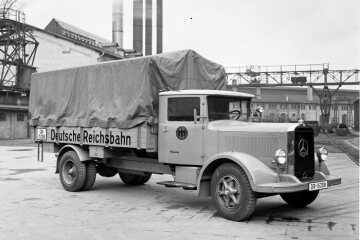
[119,172,152,186]
[59,151,86,192]
[280,190,319,207]
[211,163,257,221]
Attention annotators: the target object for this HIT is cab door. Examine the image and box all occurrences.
[158,96,204,165]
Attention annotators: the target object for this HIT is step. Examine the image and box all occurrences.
[157,181,197,190]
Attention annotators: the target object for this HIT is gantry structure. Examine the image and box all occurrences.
[226,64,359,131]
[0,8,38,91]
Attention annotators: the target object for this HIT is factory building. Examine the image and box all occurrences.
[233,87,359,126]
[0,19,123,140]
[1,0,164,140]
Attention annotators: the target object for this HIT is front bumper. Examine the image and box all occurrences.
[255,171,341,193]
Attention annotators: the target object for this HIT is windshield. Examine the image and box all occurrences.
[207,96,251,122]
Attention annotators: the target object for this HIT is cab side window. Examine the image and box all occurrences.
[168,97,200,121]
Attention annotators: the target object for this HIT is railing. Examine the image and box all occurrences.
[0,94,29,106]
[0,8,25,23]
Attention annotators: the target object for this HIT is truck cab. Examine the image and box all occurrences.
[155,90,341,221]
[158,90,253,165]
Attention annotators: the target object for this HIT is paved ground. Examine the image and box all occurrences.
[0,142,358,239]
[315,131,359,165]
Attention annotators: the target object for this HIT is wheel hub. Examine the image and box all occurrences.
[63,160,76,185]
[217,175,241,210]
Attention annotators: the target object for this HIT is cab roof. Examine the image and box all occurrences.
[159,90,254,98]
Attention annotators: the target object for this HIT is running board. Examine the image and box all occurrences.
[157,181,197,190]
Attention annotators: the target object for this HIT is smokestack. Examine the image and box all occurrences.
[112,0,123,48]
[145,0,152,55]
[156,0,162,54]
[133,0,143,54]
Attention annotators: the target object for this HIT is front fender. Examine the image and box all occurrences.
[197,152,277,197]
[55,145,94,173]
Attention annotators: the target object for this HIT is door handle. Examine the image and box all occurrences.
[163,127,168,132]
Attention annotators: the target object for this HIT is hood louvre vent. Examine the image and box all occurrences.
[223,135,279,157]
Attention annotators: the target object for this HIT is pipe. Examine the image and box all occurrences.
[145,0,152,56]
[156,0,162,54]
[112,0,123,49]
[133,0,143,54]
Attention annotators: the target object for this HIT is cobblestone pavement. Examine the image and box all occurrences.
[0,145,358,240]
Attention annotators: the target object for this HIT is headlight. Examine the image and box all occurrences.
[317,147,328,161]
[274,149,287,165]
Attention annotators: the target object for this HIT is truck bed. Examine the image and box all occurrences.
[36,123,157,152]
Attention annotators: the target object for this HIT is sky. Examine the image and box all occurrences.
[20,0,360,70]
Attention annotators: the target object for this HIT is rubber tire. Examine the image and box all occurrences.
[81,161,97,191]
[211,163,257,221]
[59,151,86,192]
[280,190,319,207]
[119,172,152,186]
[97,164,118,177]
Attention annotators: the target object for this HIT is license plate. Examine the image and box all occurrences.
[309,181,328,191]
[36,128,47,141]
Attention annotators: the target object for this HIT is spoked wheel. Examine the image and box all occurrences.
[59,151,86,192]
[216,175,241,210]
[211,163,256,221]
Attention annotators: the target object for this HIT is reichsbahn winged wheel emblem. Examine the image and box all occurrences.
[176,126,188,140]
[298,139,309,157]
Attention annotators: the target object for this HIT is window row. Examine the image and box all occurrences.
[62,30,96,46]
[0,113,25,121]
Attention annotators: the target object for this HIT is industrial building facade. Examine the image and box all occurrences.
[1,0,164,140]
[0,19,122,139]
[234,87,359,126]
[1,7,358,139]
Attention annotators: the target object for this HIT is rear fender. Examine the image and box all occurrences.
[197,152,277,197]
[55,145,94,173]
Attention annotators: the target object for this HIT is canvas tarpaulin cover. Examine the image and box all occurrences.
[29,49,227,129]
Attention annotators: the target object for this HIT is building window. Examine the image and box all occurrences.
[300,104,305,110]
[341,105,348,110]
[0,112,6,121]
[291,104,298,110]
[269,104,276,109]
[309,104,316,110]
[17,113,24,121]
[280,104,288,109]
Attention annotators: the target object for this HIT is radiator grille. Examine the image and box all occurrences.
[294,126,314,179]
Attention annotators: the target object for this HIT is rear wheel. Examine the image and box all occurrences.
[82,161,97,191]
[280,190,319,207]
[59,151,86,192]
[211,163,257,221]
[119,172,152,186]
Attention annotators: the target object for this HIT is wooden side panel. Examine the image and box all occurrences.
[36,123,158,151]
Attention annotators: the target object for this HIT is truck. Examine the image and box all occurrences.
[29,49,341,221]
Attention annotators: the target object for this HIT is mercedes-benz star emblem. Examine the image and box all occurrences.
[298,139,309,157]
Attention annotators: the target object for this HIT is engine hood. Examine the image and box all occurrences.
[207,120,299,133]
[205,121,299,163]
